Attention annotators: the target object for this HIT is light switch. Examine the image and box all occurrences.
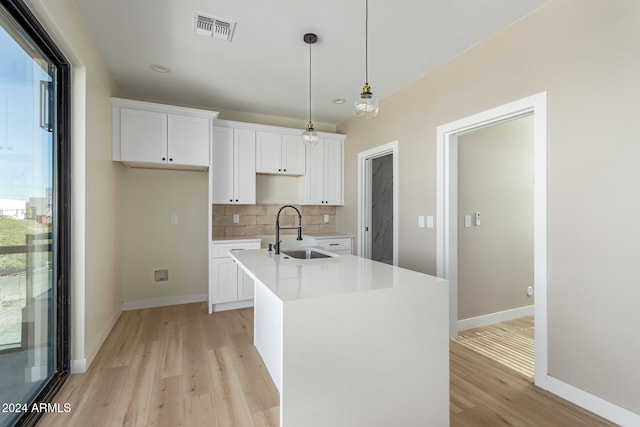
[464,215,471,228]
[418,215,425,228]
[426,216,434,228]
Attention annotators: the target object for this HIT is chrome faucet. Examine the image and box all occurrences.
[275,205,303,254]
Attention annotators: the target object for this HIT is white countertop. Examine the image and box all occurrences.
[229,249,447,302]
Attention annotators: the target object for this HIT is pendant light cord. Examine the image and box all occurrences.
[309,40,312,123]
[365,0,369,85]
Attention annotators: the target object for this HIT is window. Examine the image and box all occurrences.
[0,0,70,425]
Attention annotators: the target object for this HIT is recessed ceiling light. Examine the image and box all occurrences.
[332,98,346,104]
[150,64,171,73]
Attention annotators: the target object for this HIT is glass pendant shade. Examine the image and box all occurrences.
[354,83,379,119]
[302,121,319,146]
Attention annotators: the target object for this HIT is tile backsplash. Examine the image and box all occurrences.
[213,204,336,239]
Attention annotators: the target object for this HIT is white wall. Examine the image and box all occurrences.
[338,0,640,419]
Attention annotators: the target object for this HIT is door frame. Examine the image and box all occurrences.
[357,141,399,265]
[436,92,547,381]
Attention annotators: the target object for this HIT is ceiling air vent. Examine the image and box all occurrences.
[193,12,236,42]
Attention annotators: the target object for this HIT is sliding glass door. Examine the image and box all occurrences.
[0,1,69,425]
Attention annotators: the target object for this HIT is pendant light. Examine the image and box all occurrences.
[302,33,319,146]
[354,0,379,119]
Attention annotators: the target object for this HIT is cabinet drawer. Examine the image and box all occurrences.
[316,238,351,251]
[212,241,260,258]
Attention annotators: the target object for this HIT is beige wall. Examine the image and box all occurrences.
[25,0,122,366]
[337,0,640,415]
[458,116,534,320]
[121,169,207,303]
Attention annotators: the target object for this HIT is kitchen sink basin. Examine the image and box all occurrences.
[281,248,337,259]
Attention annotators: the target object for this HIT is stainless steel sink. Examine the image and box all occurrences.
[281,248,336,259]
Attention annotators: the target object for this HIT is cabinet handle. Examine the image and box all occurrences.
[235,199,239,202]
[162,157,166,161]
[169,158,173,162]
[283,169,287,172]
[229,199,233,202]
[278,168,282,172]
[329,243,339,246]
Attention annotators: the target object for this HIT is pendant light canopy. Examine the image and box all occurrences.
[354,0,379,119]
[302,33,319,146]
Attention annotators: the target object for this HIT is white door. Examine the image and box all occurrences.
[323,139,344,205]
[167,114,209,167]
[212,258,239,304]
[282,134,306,175]
[256,131,282,174]
[120,108,167,163]
[211,127,234,204]
[233,129,256,204]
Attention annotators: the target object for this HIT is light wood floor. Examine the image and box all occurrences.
[455,316,534,379]
[39,303,616,427]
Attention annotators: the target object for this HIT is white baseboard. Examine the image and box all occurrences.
[122,293,207,311]
[71,305,122,374]
[70,358,86,374]
[537,374,640,426]
[211,299,254,313]
[457,305,534,332]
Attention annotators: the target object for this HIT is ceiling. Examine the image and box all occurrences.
[73,0,552,125]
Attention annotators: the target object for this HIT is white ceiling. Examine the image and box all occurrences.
[74,0,552,125]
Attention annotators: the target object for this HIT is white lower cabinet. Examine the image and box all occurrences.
[209,240,261,313]
[306,236,353,255]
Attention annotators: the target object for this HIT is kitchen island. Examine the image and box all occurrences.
[229,248,450,427]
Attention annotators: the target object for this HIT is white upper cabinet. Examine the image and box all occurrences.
[299,137,344,205]
[112,98,218,171]
[211,126,256,204]
[256,131,305,175]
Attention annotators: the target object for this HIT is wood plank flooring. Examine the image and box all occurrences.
[39,303,616,426]
[455,316,534,379]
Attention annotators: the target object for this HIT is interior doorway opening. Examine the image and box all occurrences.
[436,92,547,385]
[357,141,399,265]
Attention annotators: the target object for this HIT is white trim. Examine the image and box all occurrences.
[457,305,534,331]
[122,293,207,311]
[70,305,122,373]
[536,376,640,427]
[70,359,86,375]
[435,93,637,426]
[211,299,254,312]
[357,141,399,265]
[436,92,547,343]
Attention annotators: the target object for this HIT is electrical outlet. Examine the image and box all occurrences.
[324,214,330,223]
[170,214,178,224]
[154,269,168,282]
[233,214,240,224]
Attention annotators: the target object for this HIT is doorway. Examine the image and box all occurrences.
[358,141,398,265]
[436,92,547,383]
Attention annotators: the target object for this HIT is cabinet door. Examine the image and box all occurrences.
[323,139,344,205]
[300,141,325,204]
[256,131,282,174]
[212,258,238,304]
[120,108,167,163]
[167,114,209,167]
[211,127,234,204]
[233,129,256,204]
[282,134,305,175]
[237,269,255,301]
